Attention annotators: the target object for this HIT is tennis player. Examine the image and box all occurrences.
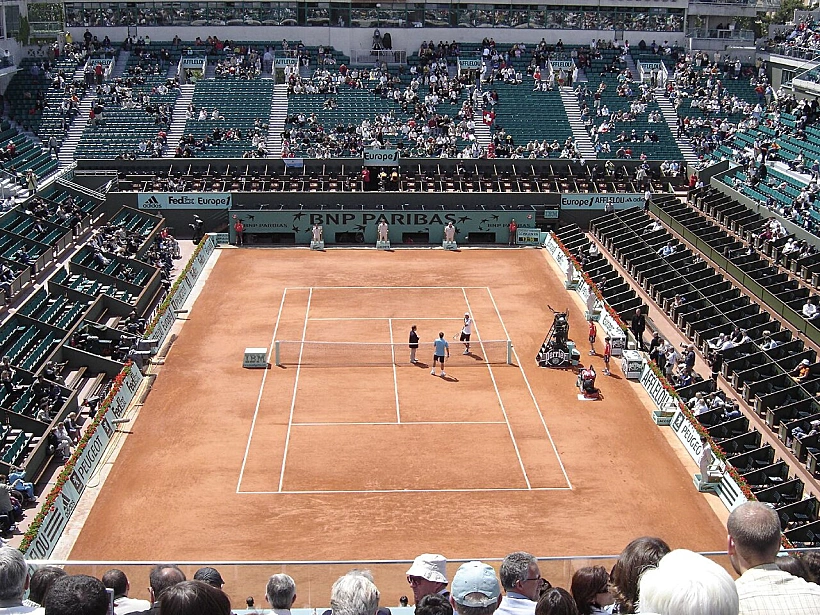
[461,313,472,355]
[431,332,450,377]
[409,325,419,364]
[588,318,597,356]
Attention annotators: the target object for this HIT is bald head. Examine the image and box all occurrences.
[727,502,782,571]
[148,565,186,603]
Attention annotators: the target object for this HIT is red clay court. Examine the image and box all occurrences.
[65,248,729,604]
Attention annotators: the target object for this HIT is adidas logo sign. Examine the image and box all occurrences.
[142,196,161,209]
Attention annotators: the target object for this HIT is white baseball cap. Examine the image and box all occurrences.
[406,554,448,584]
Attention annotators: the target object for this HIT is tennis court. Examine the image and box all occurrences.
[65,248,729,604]
[236,285,569,494]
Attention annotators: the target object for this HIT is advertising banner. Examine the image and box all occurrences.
[228,209,523,244]
[363,148,400,166]
[25,366,143,559]
[180,57,206,68]
[561,194,645,209]
[138,193,232,210]
[516,228,541,245]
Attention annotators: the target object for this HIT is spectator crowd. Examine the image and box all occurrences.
[0,501,818,614]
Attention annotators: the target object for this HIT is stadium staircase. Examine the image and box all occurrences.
[163,84,195,158]
[0,170,28,200]
[58,52,131,166]
[266,83,288,157]
[655,95,700,165]
[474,99,491,151]
[57,93,94,167]
[111,51,130,79]
[560,88,596,159]
[624,52,639,80]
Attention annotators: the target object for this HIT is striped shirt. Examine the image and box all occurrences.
[736,564,820,615]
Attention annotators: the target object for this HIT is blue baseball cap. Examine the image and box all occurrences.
[451,561,500,607]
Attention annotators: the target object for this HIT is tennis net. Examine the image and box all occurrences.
[274,339,513,367]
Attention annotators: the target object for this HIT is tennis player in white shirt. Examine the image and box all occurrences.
[461,313,472,355]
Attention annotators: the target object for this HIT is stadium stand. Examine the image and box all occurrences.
[579,209,820,543]
[5,10,820,606]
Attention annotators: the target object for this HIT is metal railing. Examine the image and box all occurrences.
[23,550,819,607]
[352,49,407,65]
[687,29,756,41]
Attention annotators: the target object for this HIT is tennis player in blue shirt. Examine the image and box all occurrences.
[431,331,450,377]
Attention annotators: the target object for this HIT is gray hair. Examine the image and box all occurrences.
[499,552,536,591]
[266,573,296,609]
[452,596,499,615]
[639,550,738,615]
[330,572,380,615]
[0,547,28,602]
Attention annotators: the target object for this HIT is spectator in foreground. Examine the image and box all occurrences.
[330,571,380,615]
[193,567,224,589]
[406,554,449,605]
[609,536,670,614]
[0,547,39,613]
[496,551,544,615]
[799,550,820,583]
[415,594,453,615]
[44,574,109,615]
[266,573,297,614]
[158,580,230,615]
[450,561,502,615]
[775,555,813,582]
[570,566,611,614]
[132,564,186,615]
[728,501,820,612]
[535,588,578,615]
[638,549,738,615]
[28,567,67,608]
[102,568,149,615]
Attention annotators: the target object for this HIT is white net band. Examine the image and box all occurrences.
[275,339,512,367]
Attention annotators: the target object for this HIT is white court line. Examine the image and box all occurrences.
[236,288,288,493]
[389,318,400,423]
[277,288,313,493]
[309,317,464,321]
[239,487,574,495]
[486,287,573,490]
[292,421,507,426]
[462,288,532,490]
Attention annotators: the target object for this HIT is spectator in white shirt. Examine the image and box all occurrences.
[728,501,820,614]
[803,297,820,320]
[495,552,543,615]
[102,569,150,615]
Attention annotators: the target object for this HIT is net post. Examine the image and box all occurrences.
[507,340,512,365]
[274,341,281,367]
